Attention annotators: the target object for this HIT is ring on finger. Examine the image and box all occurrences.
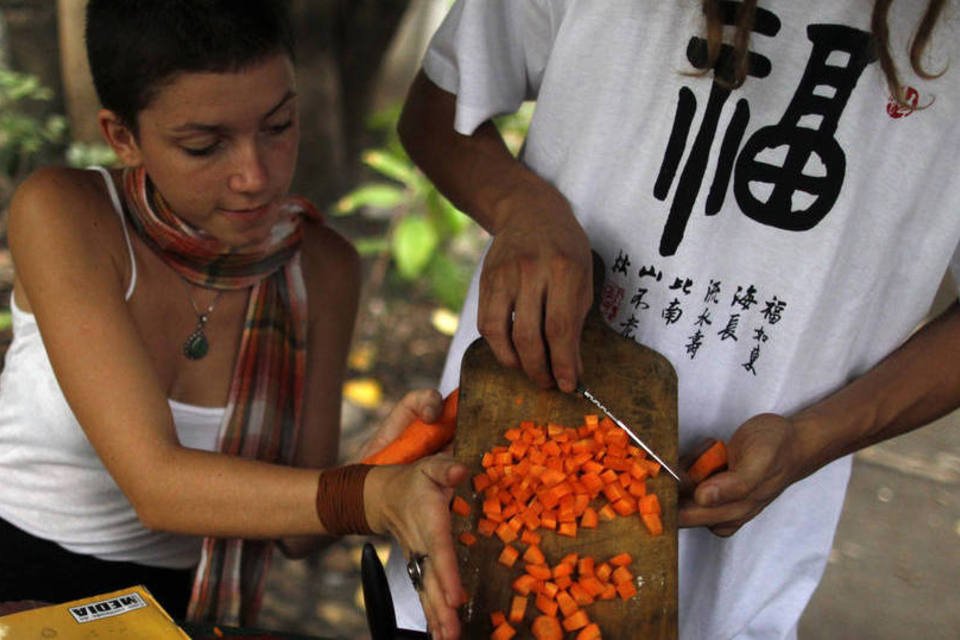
[406,552,428,591]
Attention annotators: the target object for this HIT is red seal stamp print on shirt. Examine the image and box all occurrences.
[886,85,920,118]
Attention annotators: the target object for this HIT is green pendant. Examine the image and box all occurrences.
[183,328,209,360]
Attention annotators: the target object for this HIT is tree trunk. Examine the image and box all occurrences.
[57,0,99,144]
[290,0,410,209]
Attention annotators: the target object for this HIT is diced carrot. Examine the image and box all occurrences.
[580,506,598,528]
[535,593,558,617]
[508,594,527,623]
[531,615,564,640]
[541,581,559,599]
[616,580,638,600]
[512,574,538,596]
[569,582,595,606]
[642,512,664,536]
[477,518,497,537]
[611,566,633,585]
[576,622,602,640]
[491,621,517,640]
[452,495,471,517]
[639,493,661,515]
[551,562,574,580]
[557,521,577,537]
[499,543,520,568]
[609,552,633,567]
[521,529,542,546]
[561,609,590,631]
[523,545,546,565]
[595,562,612,582]
[526,564,552,581]
[577,556,595,576]
[579,576,605,598]
[473,473,492,492]
[556,590,578,617]
[458,531,477,546]
[490,610,506,627]
[495,522,519,544]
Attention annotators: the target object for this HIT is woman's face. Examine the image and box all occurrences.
[116,53,300,249]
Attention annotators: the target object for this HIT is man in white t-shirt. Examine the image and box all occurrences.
[386,1,960,638]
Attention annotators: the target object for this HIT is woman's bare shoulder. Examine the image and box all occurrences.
[301,220,361,288]
[9,166,120,239]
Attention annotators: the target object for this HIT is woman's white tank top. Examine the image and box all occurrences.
[0,167,224,569]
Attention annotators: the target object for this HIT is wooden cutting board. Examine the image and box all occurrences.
[451,310,679,639]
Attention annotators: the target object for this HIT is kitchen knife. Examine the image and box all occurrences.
[576,384,683,482]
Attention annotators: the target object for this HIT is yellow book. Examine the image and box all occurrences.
[0,585,190,639]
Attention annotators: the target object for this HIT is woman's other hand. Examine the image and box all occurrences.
[364,455,469,640]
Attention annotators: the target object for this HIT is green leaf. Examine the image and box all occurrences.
[427,189,472,237]
[426,254,471,311]
[362,149,416,186]
[333,183,407,216]
[391,215,439,280]
[352,236,390,256]
[0,311,11,332]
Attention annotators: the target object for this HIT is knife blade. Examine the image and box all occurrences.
[576,384,682,483]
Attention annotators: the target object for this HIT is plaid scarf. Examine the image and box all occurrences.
[121,166,319,626]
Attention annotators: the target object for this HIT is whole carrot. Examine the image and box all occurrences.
[361,388,459,465]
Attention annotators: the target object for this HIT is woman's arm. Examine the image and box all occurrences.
[399,70,594,393]
[680,301,960,535]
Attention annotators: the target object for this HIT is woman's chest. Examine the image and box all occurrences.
[124,245,250,408]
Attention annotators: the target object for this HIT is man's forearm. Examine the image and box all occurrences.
[792,301,960,478]
[398,70,545,234]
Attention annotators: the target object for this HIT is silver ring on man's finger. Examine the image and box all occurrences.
[406,553,428,591]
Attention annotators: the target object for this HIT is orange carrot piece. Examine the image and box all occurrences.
[496,522,519,544]
[576,622,602,640]
[362,389,458,464]
[639,493,661,515]
[477,518,497,537]
[561,609,590,631]
[458,531,477,546]
[451,495,471,517]
[609,552,633,567]
[595,562,612,582]
[580,506,598,528]
[531,615,564,640]
[534,593,558,617]
[616,580,638,600]
[521,529,542,546]
[490,610,507,627]
[512,574,538,596]
[642,512,664,536]
[523,545,546,565]
[577,556,595,576]
[508,594,527,623]
[541,581,560,600]
[499,543,520,568]
[526,564,552,581]
[611,566,633,585]
[556,590,579,617]
[687,440,729,484]
[491,621,517,640]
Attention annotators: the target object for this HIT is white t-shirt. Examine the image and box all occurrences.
[387,1,960,638]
